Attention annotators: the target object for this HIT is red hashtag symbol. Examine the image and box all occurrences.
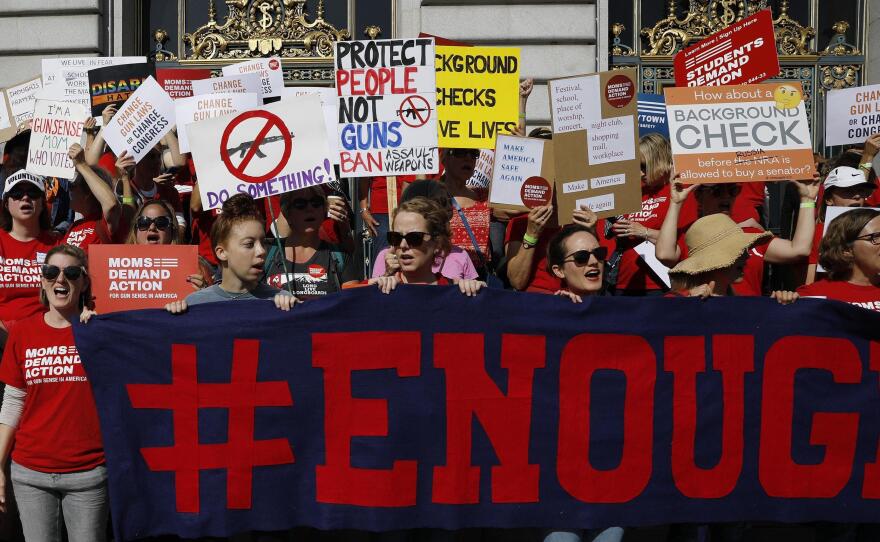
[127,339,294,513]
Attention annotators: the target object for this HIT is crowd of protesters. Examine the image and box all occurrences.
[0,71,877,542]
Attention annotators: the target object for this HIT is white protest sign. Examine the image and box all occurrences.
[281,86,339,164]
[222,57,284,99]
[549,75,601,134]
[633,240,671,289]
[489,135,552,211]
[826,84,880,147]
[5,77,43,126]
[42,57,145,120]
[26,100,88,178]
[188,96,335,210]
[191,73,263,99]
[467,149,495,189]
[334,38,438,177]
[102,77,175,163]
[175,92,260,153]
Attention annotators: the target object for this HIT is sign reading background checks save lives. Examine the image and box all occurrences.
[665,83,815,183]
[188,97,335,210]
[549,68,642,222]
[334,38,438,177]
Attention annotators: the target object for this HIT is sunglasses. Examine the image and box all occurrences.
[448,149,480,159]
[696,184,740,197]
[854,232,880,246]
[136,215,173,231]
[7,186,43,200]
[288,196,325,210]
[564,247,608,266]
[41,264,85,281]
[387,231,431,248]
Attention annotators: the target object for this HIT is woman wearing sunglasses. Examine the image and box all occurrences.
[0,244,108,541]
[657,175,819,296]
[62,144,121,250]
[547,225,609,303]
[797,208,880,310]
[263,186,358,299]
[0,170,60,333]
[369,197,485,296]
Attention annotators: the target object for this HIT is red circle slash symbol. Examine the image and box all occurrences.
[398,95,432,128]
[220,110,292,184]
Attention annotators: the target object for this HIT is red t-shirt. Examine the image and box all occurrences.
[190,209,219,266]
[732,182,764,223]
[677,225,770,297]
[368,176,415,215]
[62,212,126,249]
[797,280,880,311]
[615,183,671,292]
[809,224,823,265]
[451,193,491,266]
[0,230,59,326]
[0,314,104,472]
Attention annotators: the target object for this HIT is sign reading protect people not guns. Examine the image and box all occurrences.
[436,45,520,149]
[665,83,815,183]
[825,83,880,146]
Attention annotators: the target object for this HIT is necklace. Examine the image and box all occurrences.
[218,284,251,300]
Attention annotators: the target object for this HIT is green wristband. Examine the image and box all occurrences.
[523,233,539,245]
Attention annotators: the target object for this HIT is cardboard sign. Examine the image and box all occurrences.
[467,149,495,189]
[0,76,43,142]
[42,57,146,118]
[334,38,438,177]
[638,93,669,138]
[155,68,213,99]
[281,86,339,164]
[102,76,176,163]
[436,45,520,149]
[825,84,880,147]
[489,135,554,212]
[88,62,156,117]
[665,83,815,183]
[222,57,284,99]
[549,69,642,222]
[175,92,260,154]
[25,100,88,178]
[88,245,200,312]
[188,97,335,210]
[191,73,263,99]
[674,9,779,87]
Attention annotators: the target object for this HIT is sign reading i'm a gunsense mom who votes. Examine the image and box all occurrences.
[334,38,438,177]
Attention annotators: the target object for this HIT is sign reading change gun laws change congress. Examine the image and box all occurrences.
[334,38,438,177]
[188,97,335,210]
[825,83,880,146]
[665,83,815,183]
[102,76,176,163]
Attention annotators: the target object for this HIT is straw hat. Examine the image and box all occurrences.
[669,214,772,275]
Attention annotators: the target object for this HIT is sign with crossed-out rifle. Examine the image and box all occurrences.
[188,97,336,210]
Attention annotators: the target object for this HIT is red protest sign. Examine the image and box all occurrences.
[220,109,293,184]
[88,245,200,312]
[673,9,779,88]
[156,68,212,99]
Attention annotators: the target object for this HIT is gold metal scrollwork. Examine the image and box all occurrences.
[182,0,350,61]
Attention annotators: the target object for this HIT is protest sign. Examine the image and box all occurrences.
[0,76,43,142]
[436,45,520,149]
[191,73,263,99]
[637,93,669,138]
[825,84,880,146]
[155,68,212,99]
[188,97,335,210]
[674,9,779,87]
[281,86,339,164]
[334,38,438,177]
[75,288,880,541]
[549,69,642,222]
[25,100,87,178]
[102,77,176,163]
[223,57,284,99]
[42,57,145,118]
[665,83,815,183]
[488,135,554,212]
[87,62,156,117]
[88,245,200,312]
[175,92,260,153]
[467,149,495,189]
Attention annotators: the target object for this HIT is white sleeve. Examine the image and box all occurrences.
[0,385,26,429]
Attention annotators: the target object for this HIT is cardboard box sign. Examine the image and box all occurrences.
[548,68,642,222]
[88,62,157,117]
[88,244,200,312]
[665,83,815,183]
[489,135,554,213]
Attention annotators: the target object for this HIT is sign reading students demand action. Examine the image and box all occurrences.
[334,38,438,177]
[665,83,814,183]
[436,45,520,149]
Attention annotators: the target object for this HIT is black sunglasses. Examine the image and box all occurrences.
[136,215,173,231]
[7,186,43,200]
[564,247,608,266]
[448,149,480,159]
[42,264,85,281]
[696,184,740,197]
[288,196,325,210]
[387,231,431,248]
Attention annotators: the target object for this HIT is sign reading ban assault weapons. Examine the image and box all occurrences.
[188,97,336,210]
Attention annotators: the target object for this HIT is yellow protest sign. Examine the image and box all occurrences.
[436,45,520,149]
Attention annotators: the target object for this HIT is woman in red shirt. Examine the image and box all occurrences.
[798,208,880,311]
[0,244,106,541]
[439,148,493,271]
[62,144,122,249]
[0,170,59,332]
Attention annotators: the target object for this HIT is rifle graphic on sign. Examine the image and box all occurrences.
[396,106,431,121]
[225,132,296,159]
